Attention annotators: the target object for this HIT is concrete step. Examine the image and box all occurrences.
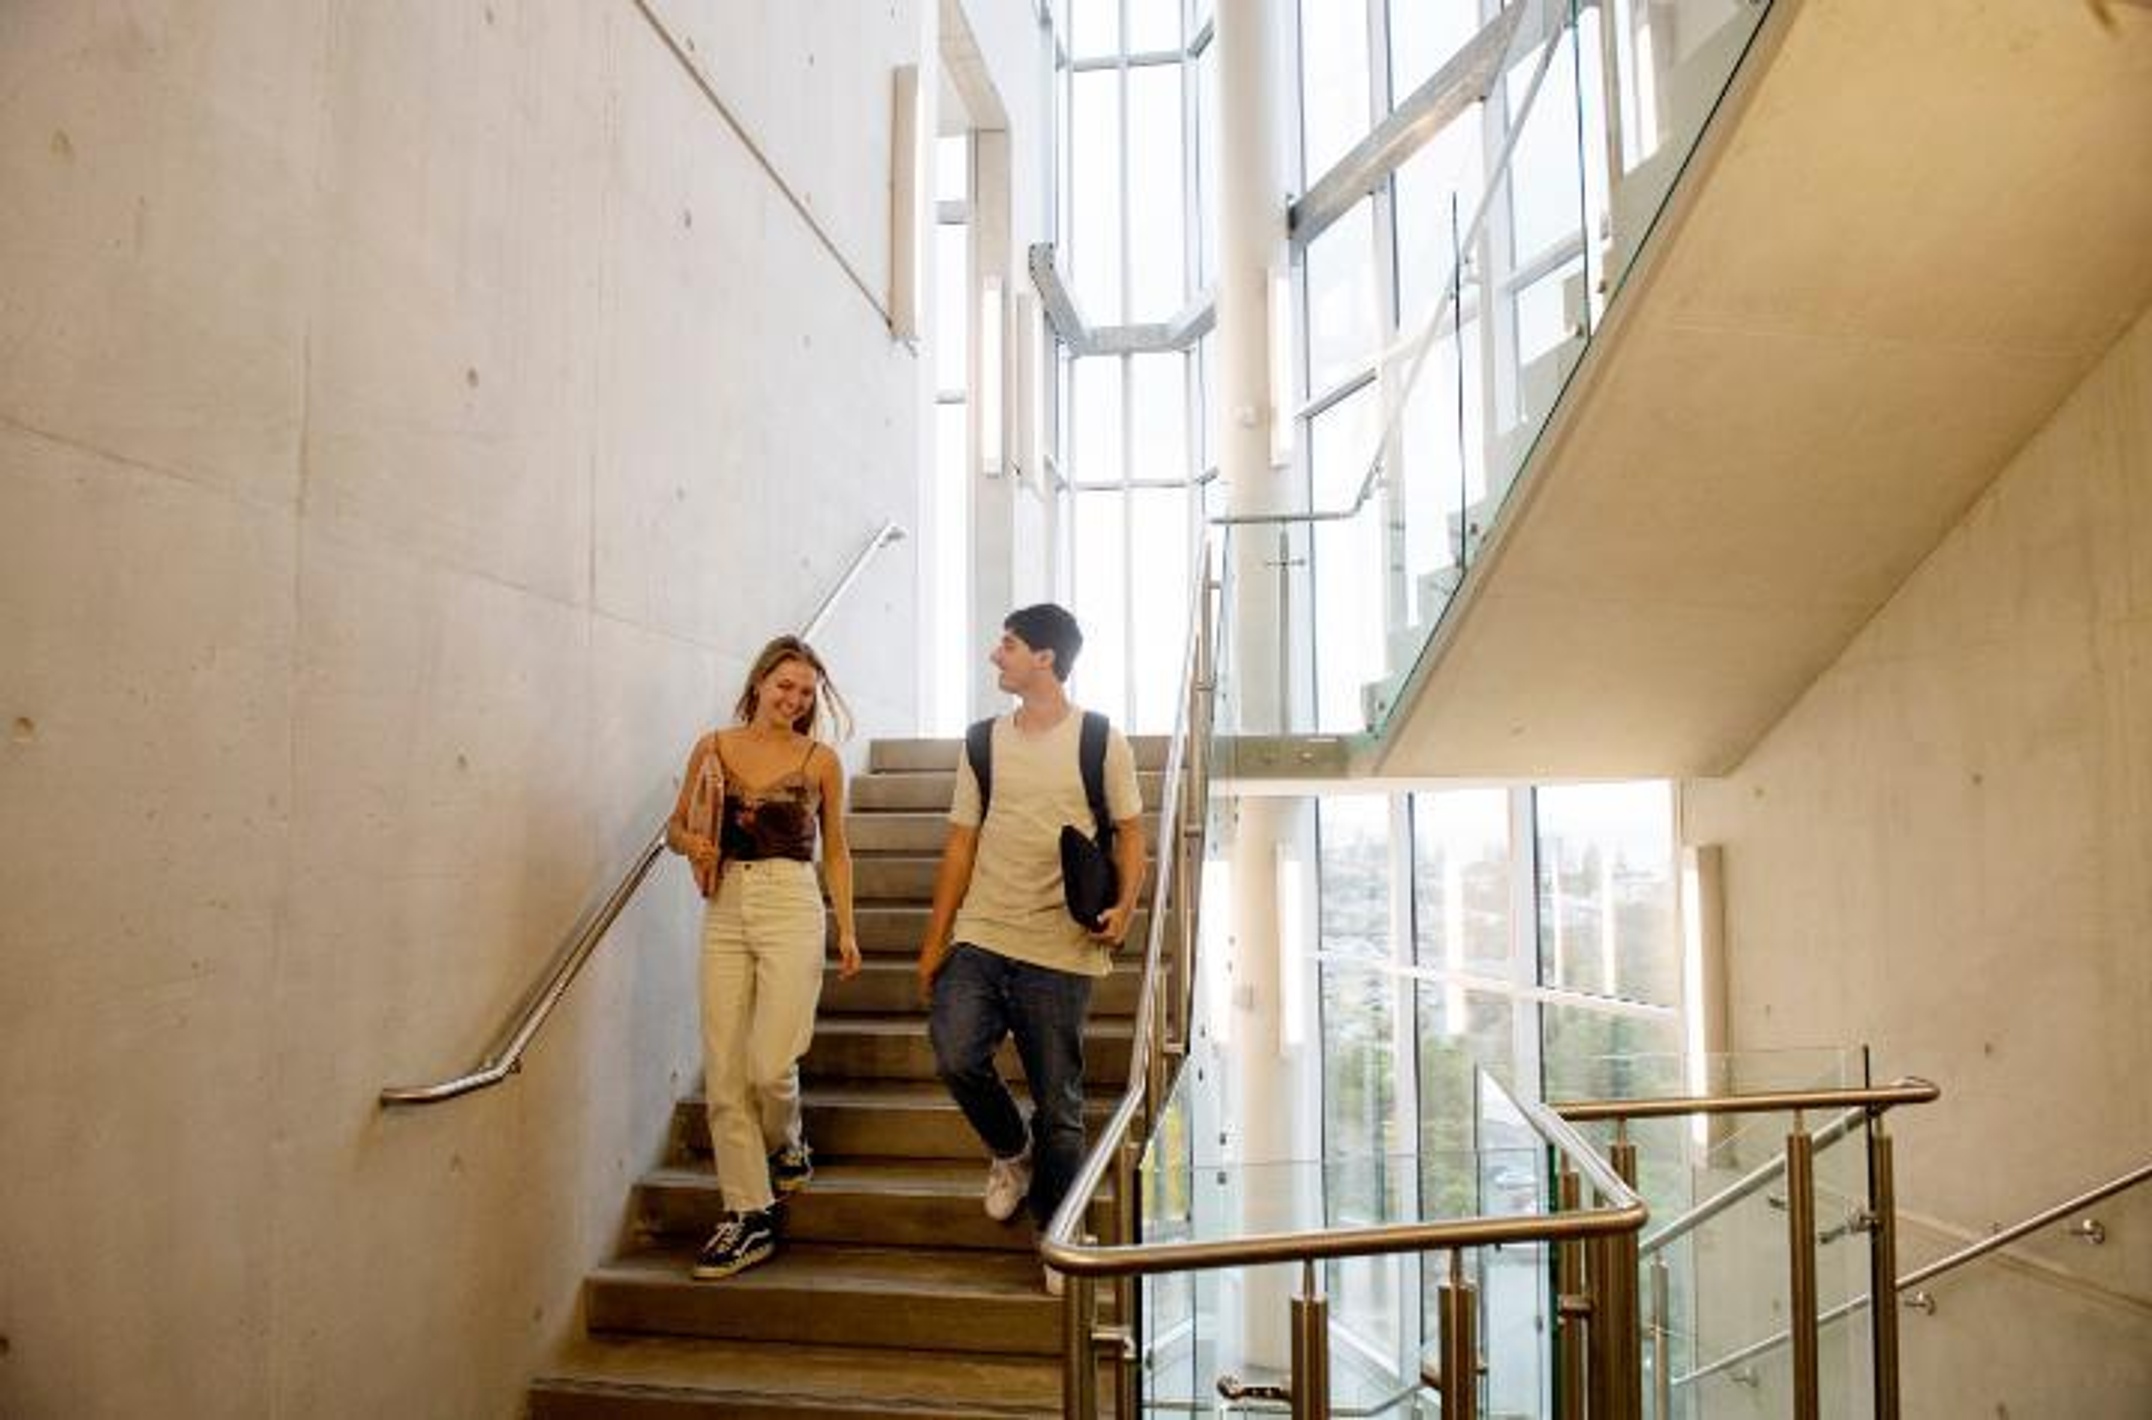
[819,959,1138,1017]
[851,852,1157,905]
[850,769,1164,814]
[845,810,1164,857]
[530,1336,1070,1419]
[869,736,1172,774]
[841,906,1150,956]
[584,1244,1065,1356]
[802,1015,1133,1087]
[675,1083,1120,1163]
[634,1161,1113,1253]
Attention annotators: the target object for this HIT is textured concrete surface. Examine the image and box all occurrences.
[0,2,921,1415]
[1685,306,2152,1416]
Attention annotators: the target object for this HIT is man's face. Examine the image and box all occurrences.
[991,630,1054,693]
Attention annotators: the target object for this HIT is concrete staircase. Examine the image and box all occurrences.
[527,736,1165,1418]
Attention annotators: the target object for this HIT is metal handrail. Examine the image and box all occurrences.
[1556,1078,1941,1124]
[1900,1157,2152,1292]
[800,519,907,640]
[1673,1158,2151,1392]
[378,517,908,1107]
[1638,1105,1867,1256]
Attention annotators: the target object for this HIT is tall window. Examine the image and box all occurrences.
[1310,778,1683,1377]
[1056,1,1208,730]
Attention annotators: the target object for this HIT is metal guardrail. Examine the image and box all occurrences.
[378,518,907,1107]
[1678,1157,2152,1393]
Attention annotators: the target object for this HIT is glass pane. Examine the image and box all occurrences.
[1503,25,1585,267]
[1125,64,1186,322]
[1540,1002,1681,1102]
[1070,0,1119,61]
[1071,356,1124,485]
[1298,0,1370,180]
[1389,0,1485,103]
[1392,102,1483,334]
[933,223,969,394]
[1128,351,1187,482]
[1071,68,1124,322]
[1072,488,1129,720]
[1195,40,1219,289]
[1317,794,1392,963]
[1128,484,1191,732]
[1319,962,1398,1184]
[1514,254,1584,366]
[1306,199,1380,396]
[1307,385,1383,731]
[1534,782,1678,1003]
[1411,788,1512,976]
[1127,0,1181,53]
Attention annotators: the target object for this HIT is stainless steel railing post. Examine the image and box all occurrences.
[1650,1255,1672,1420]
[1786,1116,1821,1420]
[1066,1255,1097,1418]
[1869,1116,1902,1420]
[1438,1249,1480,1420]
[1604,1128,1643,1420]
[1556,1165,1588,1420]
[1291,1258,1331,1420]
[1115,1134,1144,1420]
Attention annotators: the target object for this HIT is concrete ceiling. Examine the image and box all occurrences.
[1373,0,2152,779]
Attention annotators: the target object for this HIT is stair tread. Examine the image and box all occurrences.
[690,1080,1120,1109]
[595,1242,1054,1299]
[816,1014,1133,1038]
[533,1335,1063,1414]
[646,1160,1003,1195]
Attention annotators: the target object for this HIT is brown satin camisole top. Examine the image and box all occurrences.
[717,741,822,863]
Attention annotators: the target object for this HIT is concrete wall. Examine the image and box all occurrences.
[1683,306,2152,1415]
[0,2,920,1415]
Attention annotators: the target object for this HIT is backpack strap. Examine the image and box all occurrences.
[965,717,996,819]
[1079,710,1112,848]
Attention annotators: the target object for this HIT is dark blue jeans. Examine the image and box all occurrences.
[928,943,1094,1227]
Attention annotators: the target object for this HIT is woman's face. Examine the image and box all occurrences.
[755,656,819,727]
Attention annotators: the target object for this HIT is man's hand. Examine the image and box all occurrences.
[916,941,949,1005]
[1088,901,1135,947]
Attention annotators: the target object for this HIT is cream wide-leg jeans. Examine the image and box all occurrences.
[699,857,825,1215]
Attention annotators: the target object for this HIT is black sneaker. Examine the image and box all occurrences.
[769,1142,814,1196]
[691,1208,778,1280]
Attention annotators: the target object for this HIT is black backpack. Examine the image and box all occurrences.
[965,710,1119,929]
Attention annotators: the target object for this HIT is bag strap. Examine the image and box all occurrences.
[1079,710,1112,848]
[965,717,996,818]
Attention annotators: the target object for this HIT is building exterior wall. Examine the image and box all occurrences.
[0,2,920,1415]
[1684,305,2152,1415]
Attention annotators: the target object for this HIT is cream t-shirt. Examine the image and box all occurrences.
[948,708,1143,977]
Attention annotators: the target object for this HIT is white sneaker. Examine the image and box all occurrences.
[983,1149,1032,1223]
[1043,1263,1064,1298]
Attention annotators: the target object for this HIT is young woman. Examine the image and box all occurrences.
[666,634,862,1279]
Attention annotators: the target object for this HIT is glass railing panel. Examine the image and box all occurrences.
[1136,1058,1583,1415]
[1345,0,1775,740]
[1812,1108,1877,1416]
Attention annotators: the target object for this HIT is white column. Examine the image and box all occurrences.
[1214,0,1313,1382]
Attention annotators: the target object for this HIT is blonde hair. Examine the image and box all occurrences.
[733,635,853,741]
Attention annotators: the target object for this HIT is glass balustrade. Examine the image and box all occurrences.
[1258,0,1779,735]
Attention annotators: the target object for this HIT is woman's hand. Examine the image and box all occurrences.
[835,931,863,981]
[680,833,719,876]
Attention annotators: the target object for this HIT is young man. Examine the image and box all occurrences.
[917,604,1146,1294]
